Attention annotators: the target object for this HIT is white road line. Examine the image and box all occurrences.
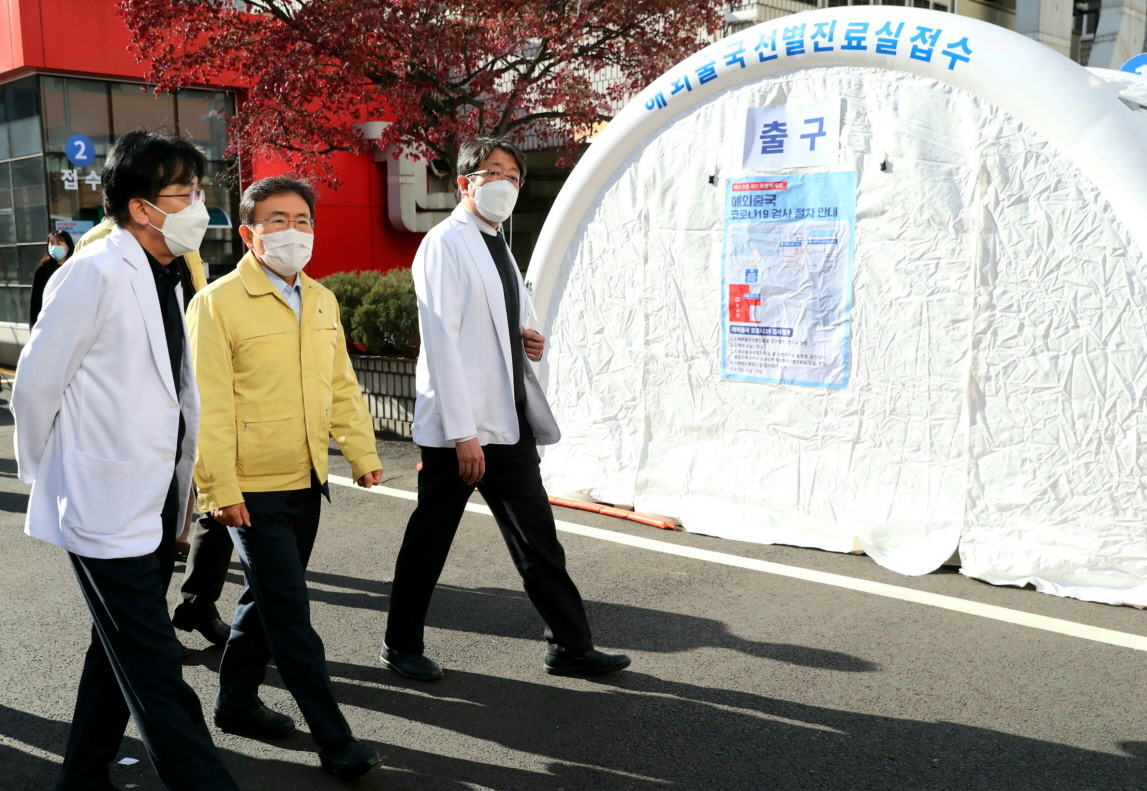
[329,475,1147,654]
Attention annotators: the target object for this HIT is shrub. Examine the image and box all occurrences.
[322,270,381,323]
[320,268,419,357]
[352,268,419,357]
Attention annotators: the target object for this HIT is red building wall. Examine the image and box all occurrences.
[0,0,423,275]
[251,150,424,279]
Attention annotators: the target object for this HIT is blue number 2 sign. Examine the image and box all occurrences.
[65,134,95,167]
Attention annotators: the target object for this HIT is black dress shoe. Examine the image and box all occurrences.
[544,648,632,676]
[380,644,444,681]
[172,607,232,648]
[319,738,383,781]
[213,701,296,739]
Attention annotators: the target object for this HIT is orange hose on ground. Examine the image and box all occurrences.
[548,496,677,531]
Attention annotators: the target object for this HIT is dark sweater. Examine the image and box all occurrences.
[480,230,526,403]
[28,260,62,327]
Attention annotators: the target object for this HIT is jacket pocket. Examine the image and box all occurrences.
[309,325,339,387]
[236,403,306,478]
[61,448,142,535]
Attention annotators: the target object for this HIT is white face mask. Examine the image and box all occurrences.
[144,199,210,258]
[469,178,519,224]
[256,228,314,277]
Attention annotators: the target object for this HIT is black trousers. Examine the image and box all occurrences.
[173,512,234,625]
[216,474,352,748]
[386,406,594,657]
[58,477,238,791]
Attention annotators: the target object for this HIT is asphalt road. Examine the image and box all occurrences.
[2,402,1147,789]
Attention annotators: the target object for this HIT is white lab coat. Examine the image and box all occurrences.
[412,205,560,448]
[12,226,200,559]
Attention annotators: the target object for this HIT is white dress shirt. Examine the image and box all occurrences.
[264,265,302,322]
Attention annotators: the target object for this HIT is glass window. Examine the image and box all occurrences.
[17,243,43,285]
[913,0,930,6]
[0,246,17,284]
[0,89,8,161]
[6,79,43,158]
[43,77,112,156]
[0,284,30,323]
[177,89,233,161]
[111,83,175,138]
[11,157,47,245]
[0,161,13,245]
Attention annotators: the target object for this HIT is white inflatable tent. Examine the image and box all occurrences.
[525,7,1147,605]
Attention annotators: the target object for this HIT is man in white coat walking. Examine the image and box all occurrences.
[380,137,631,680]
[11,131,239,790]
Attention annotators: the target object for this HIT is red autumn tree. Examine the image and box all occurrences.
[118,0,726,185]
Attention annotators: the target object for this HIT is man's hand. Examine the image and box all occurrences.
[357,470,383,488]
[522,328,545,361]
[212,502,251,528]
[455,438,485,485]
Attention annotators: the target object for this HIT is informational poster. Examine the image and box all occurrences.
[721,171,857,388]
[743,99,840,171]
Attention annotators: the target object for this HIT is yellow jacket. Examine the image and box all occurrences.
[76,218,208,293]
[187,252,382,510]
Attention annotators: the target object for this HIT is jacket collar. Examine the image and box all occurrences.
[109,225,179,400]
[451,203,502,236]
[107,224,152,272]
[238,251,318,296]
[238,251,277,296]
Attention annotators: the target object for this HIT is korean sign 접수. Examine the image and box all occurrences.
[721,172,857,388]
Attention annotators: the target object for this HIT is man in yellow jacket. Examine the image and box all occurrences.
[187,176,384,782]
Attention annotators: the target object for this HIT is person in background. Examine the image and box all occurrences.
[189,175,384,781]
[11,130,238,790]
[80,191,234,649]
[28,230,73,327]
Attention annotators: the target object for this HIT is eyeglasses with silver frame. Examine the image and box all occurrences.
[465,170,523,189]
[249,217,315,233]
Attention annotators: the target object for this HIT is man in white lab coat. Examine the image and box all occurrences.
[11,131,238,790]
[380,137,631,680]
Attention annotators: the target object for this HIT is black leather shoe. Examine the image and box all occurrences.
[380,644,444,681]
[319,738,383,781]
[213,701,295,739]
[172,607,231,648]
[544,648,632,676]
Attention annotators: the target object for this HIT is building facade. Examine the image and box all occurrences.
[0,74,240,326]
[0,0,421,364]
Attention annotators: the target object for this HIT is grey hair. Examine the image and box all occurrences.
[456,137,527,186]
[239,176,317,226]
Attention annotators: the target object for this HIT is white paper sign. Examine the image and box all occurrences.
[743,99,841,171]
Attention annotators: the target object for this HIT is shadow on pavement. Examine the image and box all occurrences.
[185,568,1147,790]
[0,489,29,512]
[325,665,1147,790]
[298,572,876,672]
